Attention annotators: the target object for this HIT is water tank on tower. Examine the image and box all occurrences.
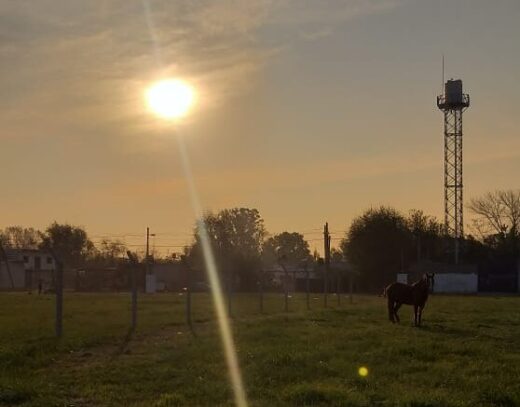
[445,79,463,106]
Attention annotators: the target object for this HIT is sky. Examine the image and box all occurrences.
[1,0,519,255]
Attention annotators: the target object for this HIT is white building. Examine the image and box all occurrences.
[405,260,478,294]
[0,249,55,291]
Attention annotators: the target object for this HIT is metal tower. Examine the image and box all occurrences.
[437,79,470,264]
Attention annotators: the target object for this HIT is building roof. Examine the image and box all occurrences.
[408,260,477,274]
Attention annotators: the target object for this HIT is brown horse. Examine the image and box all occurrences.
[383,273,434,326]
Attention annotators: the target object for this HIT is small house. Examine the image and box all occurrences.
[0,249,56,291]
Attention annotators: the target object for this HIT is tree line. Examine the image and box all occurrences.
[0,223,125,268]
[1,189,518,291]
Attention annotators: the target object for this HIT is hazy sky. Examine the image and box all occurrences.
[1,0,519,254]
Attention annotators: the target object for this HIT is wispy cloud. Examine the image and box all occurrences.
[0,1,269,137]
[265,0,404,25]
[299,28,334,41]
[0,0,403,140]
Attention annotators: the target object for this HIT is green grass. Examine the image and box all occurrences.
[0,292,519,406]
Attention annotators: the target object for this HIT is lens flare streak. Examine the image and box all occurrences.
[176,136,248,407]
[140,2,249,404]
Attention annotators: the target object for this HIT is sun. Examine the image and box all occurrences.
[145,79,195,120]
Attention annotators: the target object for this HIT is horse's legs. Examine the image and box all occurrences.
[387,297,395,323]
[413,305,419,326]
[418,306,423,326]
[393,302,402,323]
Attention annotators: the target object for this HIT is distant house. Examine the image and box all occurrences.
[405,259,520,294]
[153,262,187,291]
[75,266,130,292]
[406,260,478,294]
[262,260,357,293]
[0,255,25,289]
[477,257,519,293]
[0,249,55,291]
[264,264,323,292]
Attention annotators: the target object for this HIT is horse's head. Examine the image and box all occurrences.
[424,273,435,292]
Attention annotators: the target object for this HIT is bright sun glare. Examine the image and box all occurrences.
[146,79,195,119]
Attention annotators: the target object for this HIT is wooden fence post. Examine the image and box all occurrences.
[349,274,354,304]
[182,256,192,331]
[0,242,15,289]
[284,266,289,313]
[306,266,310,311]
[258,270,264,314]
[337,272,341,306]
[323,223,331,308]
[278,256,289,313]
[227,271,232,318]
[127,251,138,332]
[55,256,63,338]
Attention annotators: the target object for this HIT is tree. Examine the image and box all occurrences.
[89,239,127,266]
[40,222,94,268]
[340,206,411,291]
[406,210,445,262]
[0,226,42,249]
[262,232,311,268]
[330,248,344,264]
[468,190,520,256]
[188,208,266,290]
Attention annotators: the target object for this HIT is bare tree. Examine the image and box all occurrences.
[0,226,42,249]
[98,239,127,259]
[87,239,128,266]
[467,190,520,239]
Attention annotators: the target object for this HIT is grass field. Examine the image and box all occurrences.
[0,292,519,406]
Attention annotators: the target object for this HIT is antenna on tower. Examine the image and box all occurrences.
[441,54,445,94]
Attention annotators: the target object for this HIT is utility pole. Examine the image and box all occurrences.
[145,227,156,294]
[145,227,151,275]
[323,222,331,308]
[145,227,157,272]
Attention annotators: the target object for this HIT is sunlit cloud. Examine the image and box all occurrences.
[8,0,518,247]
[0,0,405,140]
[0,1,272,139]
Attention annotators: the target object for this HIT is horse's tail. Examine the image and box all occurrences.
[379,287,387,298]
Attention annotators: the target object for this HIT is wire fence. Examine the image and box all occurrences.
[6,259,356,340]
[0,290,361,361]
